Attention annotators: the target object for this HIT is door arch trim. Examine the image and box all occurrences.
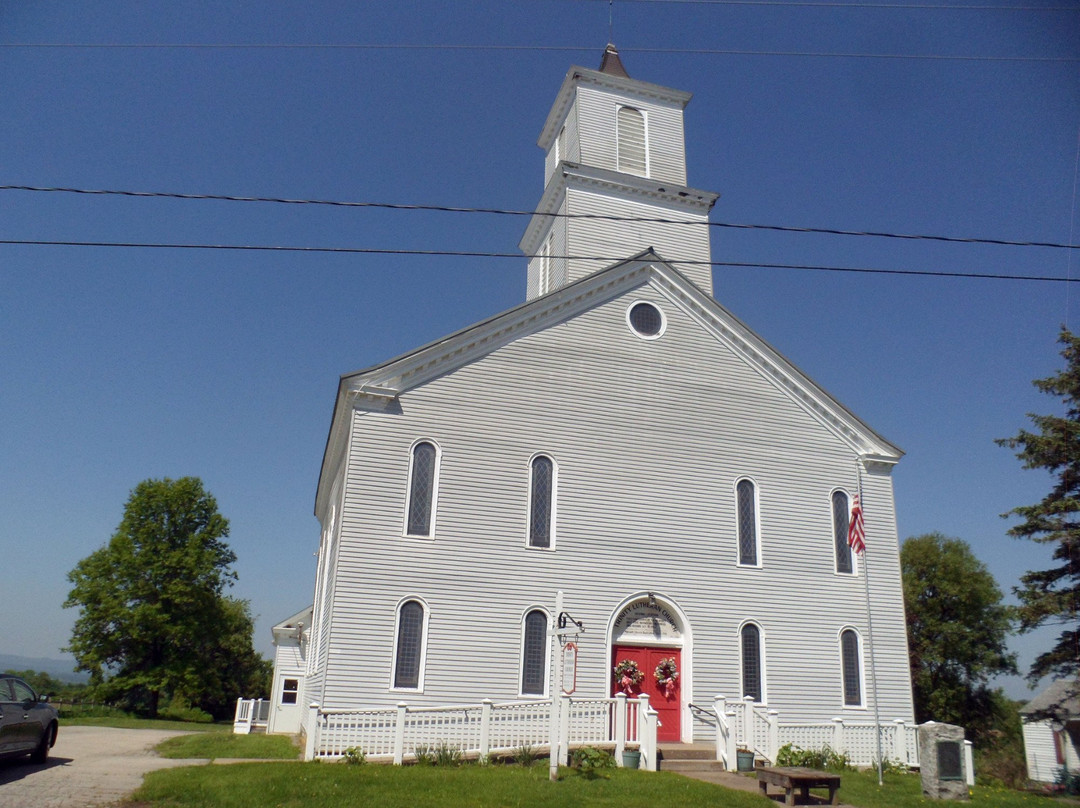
[605,592,693,743]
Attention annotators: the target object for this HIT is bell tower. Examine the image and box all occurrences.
[520,45,719,300]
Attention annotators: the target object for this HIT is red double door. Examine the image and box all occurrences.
[611,645,681,742]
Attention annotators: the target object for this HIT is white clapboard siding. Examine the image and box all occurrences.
[525,202,569,300]
[575,84,687,185]
[565,187,712,293]
[544,109,581,185]
[313,279,913,735]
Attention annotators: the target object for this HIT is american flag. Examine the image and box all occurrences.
[848,493,866,555]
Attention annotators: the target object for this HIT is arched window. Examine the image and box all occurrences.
[406,441,438,537]
[528,455,555,548]
[521,610,549,695]
[840,629,863,706]
[832,490,853,574]
[393,600,426,690]
[736,479,759,566]
[617,106,647,175]
[539,232,553,296]
[741,623,763,702]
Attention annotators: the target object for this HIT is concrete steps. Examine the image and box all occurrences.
[657,743,728,774]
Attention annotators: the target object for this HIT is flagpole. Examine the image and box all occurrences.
[856,458,885,787]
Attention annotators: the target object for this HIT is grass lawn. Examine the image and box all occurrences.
[127,759,1071,808]
[129,762,769,808]
[62,715,228,732]
[155,732,300,760]
[803,768,1060,808]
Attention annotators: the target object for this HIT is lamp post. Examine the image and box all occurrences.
[549,590,584,782]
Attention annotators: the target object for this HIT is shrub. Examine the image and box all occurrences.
[570,746,616,777]
[158,697,214,724]
[413,744,435,766]
[974,731,1028,789]
[513,744,537,767]
[433,742,463,767]
[341,747,366,765]
[775,743,850,771]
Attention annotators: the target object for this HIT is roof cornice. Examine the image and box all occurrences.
[519,162,718,254]
[644,267,903,459]
[538,66,693,150]
[316,252,903,514]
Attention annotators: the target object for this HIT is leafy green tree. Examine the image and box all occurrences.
[2,670,88,700]
[998,328,1080,681]
[64,477,267,718]
[182,597,273,719]
[901,533,1016,739]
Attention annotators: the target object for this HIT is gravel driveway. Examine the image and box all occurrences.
[0,725,206,808]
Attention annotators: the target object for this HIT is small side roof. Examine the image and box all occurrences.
[272,605,313,643]
[1021,678,1080,718]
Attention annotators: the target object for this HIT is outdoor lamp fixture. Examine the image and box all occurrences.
[647,592,657,608]
[558,611,584,632]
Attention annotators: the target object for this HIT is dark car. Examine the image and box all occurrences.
[0,674,59,763]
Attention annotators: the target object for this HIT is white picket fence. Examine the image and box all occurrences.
[302,693,659,769]
[704,695,922,769]
[291,691,975,777]
[232,698,270,734]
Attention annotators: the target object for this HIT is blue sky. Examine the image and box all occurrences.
[1,1,1077,700]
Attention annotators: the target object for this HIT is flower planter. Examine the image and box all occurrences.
[736,750,755,772]
[622,749,641,769]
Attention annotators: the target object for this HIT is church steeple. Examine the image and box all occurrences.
[598,43,630,78]
[520,47,719,300]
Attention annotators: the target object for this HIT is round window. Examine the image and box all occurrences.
[627,302,664,338]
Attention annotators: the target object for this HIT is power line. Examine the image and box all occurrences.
[600,0,1071,7]
[0,42,1074,63]
[1,238,1074,283]
[4,185,1076,250]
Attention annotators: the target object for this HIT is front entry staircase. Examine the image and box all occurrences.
[657,743,728,774]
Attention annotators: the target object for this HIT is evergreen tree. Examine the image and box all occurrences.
[997,328,1080,681]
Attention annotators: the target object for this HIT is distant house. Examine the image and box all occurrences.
[272,46,916,757]
[1021,679,1080,782]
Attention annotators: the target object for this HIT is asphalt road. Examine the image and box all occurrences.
[0,725,202,808]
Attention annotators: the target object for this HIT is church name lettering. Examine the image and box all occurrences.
[613,600,680,640]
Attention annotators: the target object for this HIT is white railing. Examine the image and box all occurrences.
[232,698,270,734]
[303,693,658,769]
[698,696,922,770]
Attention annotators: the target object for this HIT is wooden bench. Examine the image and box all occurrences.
[758,766,841,806]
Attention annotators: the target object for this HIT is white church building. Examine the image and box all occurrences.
[263,46,916,763]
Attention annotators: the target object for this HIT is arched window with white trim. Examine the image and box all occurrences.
[520,609,549,696]
[832,490,853,574]
[740,622,764,702]
[528,454,555,549]
[393,599,427,690]
[405,441,439,537]
[840,628,863,707]
[617,106,647,176]
[736,478,759,566]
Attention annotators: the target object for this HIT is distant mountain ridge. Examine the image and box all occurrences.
[0,653,89,683]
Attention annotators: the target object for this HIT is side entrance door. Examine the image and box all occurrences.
[269,674,301,734]
[611,645,681,742]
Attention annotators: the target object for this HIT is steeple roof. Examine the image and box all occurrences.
[599,43,630,78]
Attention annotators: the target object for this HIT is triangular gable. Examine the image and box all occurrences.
[272,605,313,644]
[317,251,902,513]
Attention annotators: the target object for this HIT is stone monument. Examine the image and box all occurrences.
[918,722,968,800]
